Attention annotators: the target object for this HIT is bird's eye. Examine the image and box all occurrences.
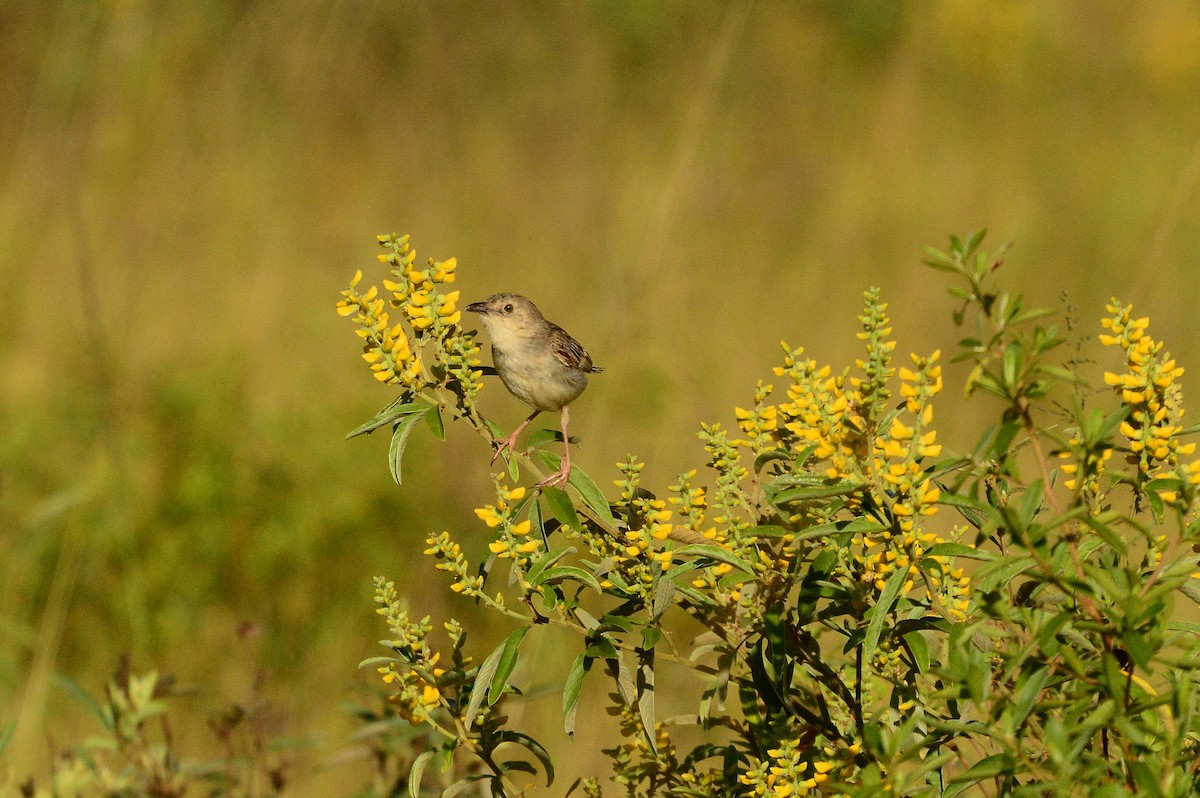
[503,303,514,313]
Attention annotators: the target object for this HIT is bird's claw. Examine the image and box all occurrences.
[535,466,570,488]
[490,434,521,464]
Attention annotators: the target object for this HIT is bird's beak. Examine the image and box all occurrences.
[465,301,489,314]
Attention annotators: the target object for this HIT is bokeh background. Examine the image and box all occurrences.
[3,0,1200,791]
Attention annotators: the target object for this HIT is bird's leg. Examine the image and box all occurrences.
[493,409,540,463]
[536,406,572,487]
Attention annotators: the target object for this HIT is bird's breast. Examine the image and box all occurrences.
[494,344,588,411]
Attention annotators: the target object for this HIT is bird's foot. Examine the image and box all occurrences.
[490,432,521,464]
[535,465,570,488]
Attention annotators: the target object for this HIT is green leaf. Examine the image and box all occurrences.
[526,427,563,449]
[532,566,602,592]
[465,642,505,730]
[543,487,581,530]
[745,524,792,538]
[770,479,862,505]
[409,749,436,798]
[670,544,754,573]
[494,731,555,786]
[489,626,530,705]
[923,542,995,561]
[902,630,929,674]
[944,754,1014,794]
[388,408,430,485]
[562,653,589,736]
[754,449,789,472]
[973,555,1035,593]
[651,577,675,620]
[636,649,656,754]
[567,465,618,527]
[424,403,445,440]
[345,399,427,439]
[862,567,909,666]
[1010,665,1049,731]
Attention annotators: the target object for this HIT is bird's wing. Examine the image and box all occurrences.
[547,323,602,373]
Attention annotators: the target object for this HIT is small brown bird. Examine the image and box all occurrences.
[466,293,602,487]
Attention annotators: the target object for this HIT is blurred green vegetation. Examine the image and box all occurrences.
[2,0,1199,791]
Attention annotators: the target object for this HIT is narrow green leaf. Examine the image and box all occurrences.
[567,465,618,526]
[488,626,530,705]
[1010,665,1049,730]
[388,409,429,485]
[923,542,995,561]
[636,649,656,754]
[947,753,1014,785]
[494,731,555,786]
[465,637,507,729]
[745,524,791,538]
[345,399,426,439]
[651,577,675,621]
[532,566,602,592]
[902,630,929,674]
[526,427,562,449]
[754,449,789,472]
[409,750,436,798]
[770,479,862,504]
[671,544,753,574]
[562,653,589,736]
[862,567,909,666]
[424,403,445,440]
[543,487,581,530]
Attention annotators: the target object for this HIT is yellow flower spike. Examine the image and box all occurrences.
[443,310,462,325]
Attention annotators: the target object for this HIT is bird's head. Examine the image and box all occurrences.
[466,293,545,343]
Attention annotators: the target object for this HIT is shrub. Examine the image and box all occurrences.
[344,231,1200,797]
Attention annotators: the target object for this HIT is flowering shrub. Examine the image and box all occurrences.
[344,230,1200,797]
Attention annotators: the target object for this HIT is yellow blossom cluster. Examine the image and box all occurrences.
[1058,437,1114,507]
[377,234,461,332]
[337,234,478,397]
[697,423,753,540]
[738,739,835,797]
[337,268,425,387]
[372,578,446,723]
[773,345,862,480]
[599,459,676,594]
[423,531,485,596]
[850,286,897,425]
[379,654,445,724]
[476,483,542,576]
[603,702,721,792]
[667,470,721,543]
[735,381,780,456]
[1100,299,1200,497]
[874,352,944,530]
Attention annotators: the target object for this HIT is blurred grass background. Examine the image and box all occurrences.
[2,0,1200,790]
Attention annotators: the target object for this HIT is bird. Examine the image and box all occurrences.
[466,293,602,487]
